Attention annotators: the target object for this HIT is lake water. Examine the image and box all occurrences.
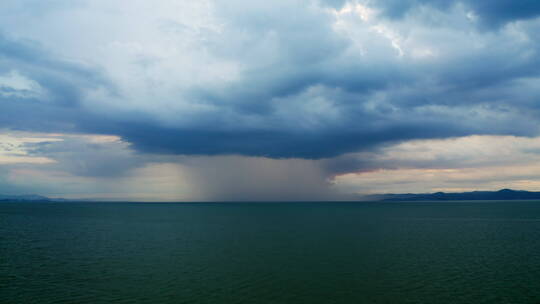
[2,201,540,303]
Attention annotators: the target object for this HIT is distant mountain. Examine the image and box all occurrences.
[0,194,52,201]
[370,189,540,201]
[0,194,79,202]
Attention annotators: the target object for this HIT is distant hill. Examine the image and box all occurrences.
[369,189,540,201]
[0,194,76,202]
[3,189,540,202]
[0,194,52,201]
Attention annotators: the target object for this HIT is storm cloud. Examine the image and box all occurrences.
[2,0,540,199]
[2,0,540,160]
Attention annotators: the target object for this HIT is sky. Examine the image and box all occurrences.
[1,0,540,201]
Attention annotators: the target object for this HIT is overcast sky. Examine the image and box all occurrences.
[2,0,540,201]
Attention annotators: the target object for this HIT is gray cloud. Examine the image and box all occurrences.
[0,32,116,133]
[23,137,145,178]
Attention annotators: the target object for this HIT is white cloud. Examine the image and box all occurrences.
[0,70,46,99]
[0,131,60,164]
[333,135,540,194]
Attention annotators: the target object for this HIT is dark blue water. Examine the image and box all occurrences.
[2,201,540,303]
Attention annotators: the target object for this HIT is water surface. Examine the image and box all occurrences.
[2,201,540,303]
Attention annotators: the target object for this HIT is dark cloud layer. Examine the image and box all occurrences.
[372,0,540,28]
[2,0,540,162]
